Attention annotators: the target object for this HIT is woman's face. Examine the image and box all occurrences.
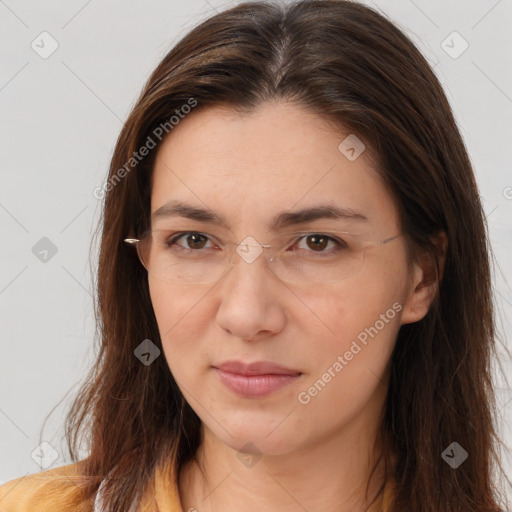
[148,101,424,456]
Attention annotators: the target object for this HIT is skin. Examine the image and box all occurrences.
[147,100,445,512]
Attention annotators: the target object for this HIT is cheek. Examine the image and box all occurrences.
[296,268,406,389]
[294,289,402,429]
[316,297,401,377]
[307,269,406,346]
[148,279,211,371]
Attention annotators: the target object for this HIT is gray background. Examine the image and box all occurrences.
[1,0,511,495]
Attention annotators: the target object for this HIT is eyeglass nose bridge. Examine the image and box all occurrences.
[231,236,274,266]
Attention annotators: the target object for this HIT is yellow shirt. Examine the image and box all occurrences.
[0,459,394,511]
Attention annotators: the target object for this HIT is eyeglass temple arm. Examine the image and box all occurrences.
[122,233,402,247]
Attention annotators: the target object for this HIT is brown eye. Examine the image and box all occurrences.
[305,234,329,251]
[293,234,347,256]
[167,232,212,251]
[183,233,208,249]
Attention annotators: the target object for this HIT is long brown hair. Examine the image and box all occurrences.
[64,1,508,510]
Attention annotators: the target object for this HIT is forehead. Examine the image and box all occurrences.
[150,101,398,232]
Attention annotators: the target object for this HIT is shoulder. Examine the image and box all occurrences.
[0,462,95,512]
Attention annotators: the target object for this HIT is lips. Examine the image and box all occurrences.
[214,360,302,376]
[212,360,303,398]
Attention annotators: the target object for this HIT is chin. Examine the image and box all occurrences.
[210,424,302,457]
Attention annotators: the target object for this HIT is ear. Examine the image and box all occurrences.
[400,231,448,325]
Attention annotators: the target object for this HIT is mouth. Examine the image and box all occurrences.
[212,360,303,398]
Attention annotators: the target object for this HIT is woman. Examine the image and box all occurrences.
[0,1,507,511]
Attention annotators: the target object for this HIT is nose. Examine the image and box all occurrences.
[214,245,286,342]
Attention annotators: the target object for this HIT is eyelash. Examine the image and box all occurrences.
[164,231,348,256]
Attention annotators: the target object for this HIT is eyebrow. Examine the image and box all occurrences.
[152,200,369,230]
